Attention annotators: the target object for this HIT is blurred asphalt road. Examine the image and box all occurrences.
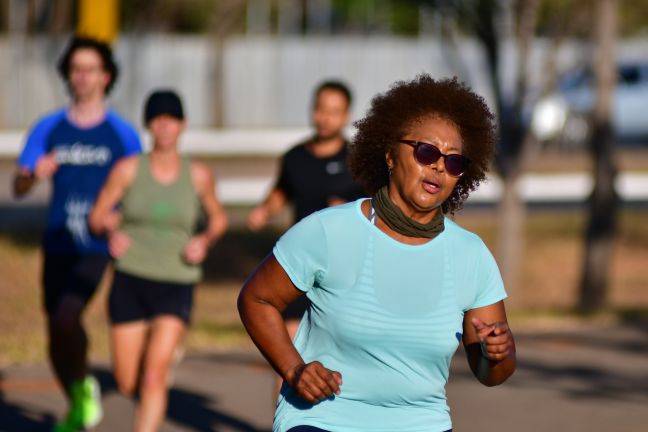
[1,321,647,432]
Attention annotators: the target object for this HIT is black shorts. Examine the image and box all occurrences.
[109,270,194,324]
[43,253,110,315]
[282,295,310,320]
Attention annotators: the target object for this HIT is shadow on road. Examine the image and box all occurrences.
[506,357,648,401]
[0,367,268,432]
[0,371,57,432]
[166,388,266,432]
[97,368,267,432]
[452,324,648,402]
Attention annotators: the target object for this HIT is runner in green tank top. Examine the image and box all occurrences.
[116,154,203,283]
[89,90,228,431]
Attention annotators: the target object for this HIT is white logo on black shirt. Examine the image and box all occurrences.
[326,161,343,175]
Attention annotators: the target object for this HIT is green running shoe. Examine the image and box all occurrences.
[55,375,103,431]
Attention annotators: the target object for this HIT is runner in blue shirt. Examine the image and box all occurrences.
[13,36,141,432]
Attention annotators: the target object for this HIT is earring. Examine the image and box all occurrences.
[388,166,393,177]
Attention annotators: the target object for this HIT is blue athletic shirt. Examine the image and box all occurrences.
[272,199,507,432]
[18,108,142,254]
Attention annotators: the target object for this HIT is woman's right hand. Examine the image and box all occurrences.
[108,230,132,259]
[285,361,343,404]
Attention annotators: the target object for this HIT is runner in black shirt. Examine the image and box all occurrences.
[248,81,365,331]
[276,138,361,222]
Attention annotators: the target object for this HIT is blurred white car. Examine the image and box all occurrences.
[530,61,648,147]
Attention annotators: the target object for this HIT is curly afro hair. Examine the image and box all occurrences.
[349,75,497,214]
[57,36,119,95]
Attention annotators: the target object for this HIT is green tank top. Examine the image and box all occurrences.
[116,155,202,283]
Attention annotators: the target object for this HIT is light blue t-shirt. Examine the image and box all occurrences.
[272,199,507,432]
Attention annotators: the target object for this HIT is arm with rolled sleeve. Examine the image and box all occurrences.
[238,214,342,403]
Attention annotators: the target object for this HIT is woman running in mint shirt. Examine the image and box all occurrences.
[13,36,141,432]
[238,76,516,432]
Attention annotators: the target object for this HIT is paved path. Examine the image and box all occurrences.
[1,321,647,432]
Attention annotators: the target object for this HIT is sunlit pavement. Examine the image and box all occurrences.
[0,352,275,432]
[1,322,647,432]
[449,322,648,432]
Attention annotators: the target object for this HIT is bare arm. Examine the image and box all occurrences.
[462,300,516,386]
[247,187,288,231]
[238,255,342,403]
[88,156,138,235]
[13,153,59,198]
[183,162,229,264]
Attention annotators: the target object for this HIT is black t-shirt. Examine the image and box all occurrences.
[276,139,365,223]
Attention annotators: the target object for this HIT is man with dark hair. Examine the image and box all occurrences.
[13,36,141,432]
[248,80,364,337]
[57,37,119,95]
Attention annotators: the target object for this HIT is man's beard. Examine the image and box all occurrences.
[315,129,342,142]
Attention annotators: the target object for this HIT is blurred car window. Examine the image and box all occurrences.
[531,61,648,148]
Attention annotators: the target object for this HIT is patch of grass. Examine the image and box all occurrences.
[455,208,648,310]
[0,233,45,367]
[186,282,253,351]
[617,212,648,248]
[614,307,648,324]
[1,208,647,365]
[188,321,251,350]
[508,308,620,331]
[508,306,648,334]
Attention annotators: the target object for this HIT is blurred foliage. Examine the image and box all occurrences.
[534,0,644,38]
[0,0,7,31]
[330,0,419,35]
[390,0,420,35]
[618,0,648,37]
[536,0,589,38]
[0,0,647,37]
[120,0,218,33]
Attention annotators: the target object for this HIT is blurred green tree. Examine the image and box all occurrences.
[423,0,592,305]
[1,0,647,35]
[120,0,219,33]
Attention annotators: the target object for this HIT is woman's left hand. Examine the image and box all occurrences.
[183,234,210,264]
[108,230,132,259]
[471,317,514,362]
